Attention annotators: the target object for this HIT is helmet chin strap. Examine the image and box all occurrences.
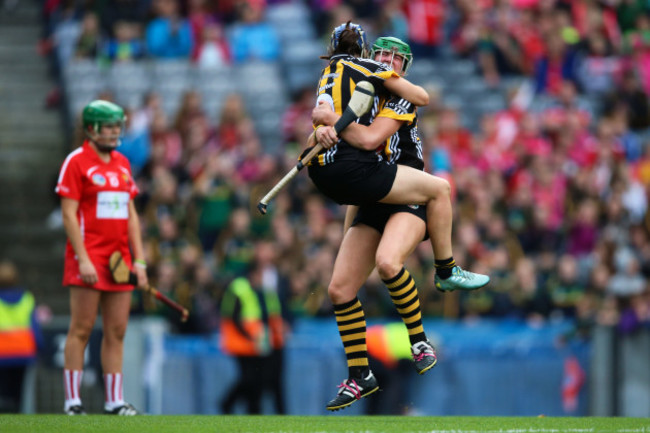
[86,130,120,153]
[94,142,119,153]
[86,124,121,153]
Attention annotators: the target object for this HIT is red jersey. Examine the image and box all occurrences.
[56,141,138,291]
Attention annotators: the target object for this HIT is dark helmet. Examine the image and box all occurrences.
[329,21,369,58]
[371,36,413,75]
[82,100,125,135]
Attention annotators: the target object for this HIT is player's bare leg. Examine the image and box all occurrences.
[63,286,101,414]
[327,224,381,411]
[328,224,380,304]
[100,290,139,415]
[380,165,489,291]
[375,212,425,279]
[376,212,437,374]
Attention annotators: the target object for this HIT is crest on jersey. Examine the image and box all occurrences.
[92,173,106,186]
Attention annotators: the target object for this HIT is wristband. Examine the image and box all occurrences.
[134,259,147,269]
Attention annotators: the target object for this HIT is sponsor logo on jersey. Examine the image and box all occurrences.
[92,173,106,186]
[408,204,419,210]
[387,99,411,115]
[318,82,336,93]
[96,191,129,219]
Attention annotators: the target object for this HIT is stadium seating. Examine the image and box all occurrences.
[106,62,150,111]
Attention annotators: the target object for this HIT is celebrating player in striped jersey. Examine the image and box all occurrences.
[309,30,490,411]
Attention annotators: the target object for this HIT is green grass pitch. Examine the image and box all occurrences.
[1,415,649,433]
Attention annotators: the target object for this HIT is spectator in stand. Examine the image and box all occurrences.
[145,0,194,58]
[567,199,600,275]
[435,107,473,169]
[104,21,145,62]
[130,92,162,135]
[173,90,209,141]
[617,0,650,34]
[149,109,183,170]
[476,5,526,86]
[229,0,280,63]
[577,32,622,96]
[194,22,231,68]
[540,80,592,144]
[571,0,621,53]
[235,133,276,184]
[451,1,486,58]
[214,93,253,152]
[605,69,650,131]
[281,87,316,146]
[608,249,645,298]
[613,163,648,224]
[186,0,230,66]
[534,32,580,95]
[621,22,650,96]
[609,106,643,162]
[629,224,650,276]
[217,208,256,278]
[74,11,102,59]
[188,0,215,48]
[546,254,585,318]
[182,122,215,179]
[0,261,42,413]
[511,257,553,322]
[509,6,548,75]
[50,0,83,66]
[193,153,238,253]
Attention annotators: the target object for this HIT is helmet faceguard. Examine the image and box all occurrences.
[329,22,369,58]
[82,100,126,151]
[371,36,413,75]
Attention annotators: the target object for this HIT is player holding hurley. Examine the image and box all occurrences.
[56,100,147,415]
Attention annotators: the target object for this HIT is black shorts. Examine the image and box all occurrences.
[307,160,397,206]
[352,202,429,240]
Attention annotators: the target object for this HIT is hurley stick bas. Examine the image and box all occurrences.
[257,80,376,215]
[109,251,189,322]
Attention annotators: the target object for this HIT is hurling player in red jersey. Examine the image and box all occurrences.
[55,100,147,415]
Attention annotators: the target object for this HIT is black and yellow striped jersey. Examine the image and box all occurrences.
[377,96,424,171]
[315,54,398,166]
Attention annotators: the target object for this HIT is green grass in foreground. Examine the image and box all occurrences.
[1,415,649,433]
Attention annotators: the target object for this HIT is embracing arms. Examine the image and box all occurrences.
[313,101,403,150]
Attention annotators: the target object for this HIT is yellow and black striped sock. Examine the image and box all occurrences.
[334,297,369,379]
[435,257,456,279]
[383,267,426,345]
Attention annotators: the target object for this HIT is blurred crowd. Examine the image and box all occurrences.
[43,0,650,338]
